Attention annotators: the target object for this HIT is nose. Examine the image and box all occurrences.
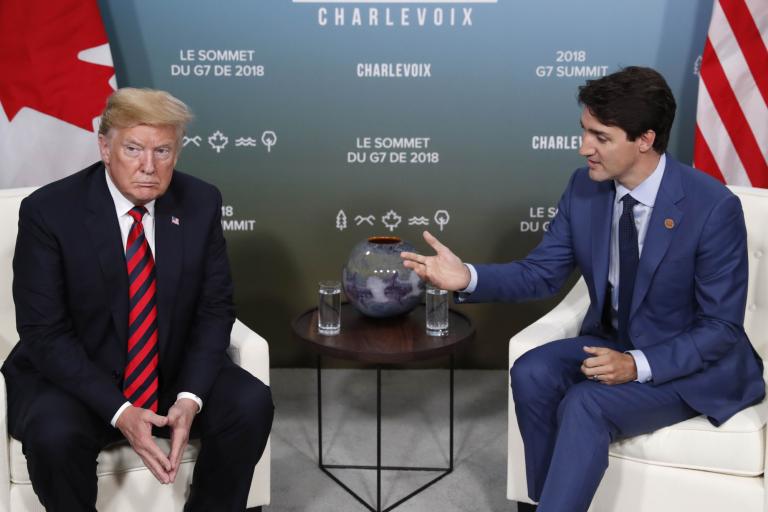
[578,136,593,157]
[140,150,156,174]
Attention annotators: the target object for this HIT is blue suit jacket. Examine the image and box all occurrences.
[2,162,235,425]
[467,156,764,425]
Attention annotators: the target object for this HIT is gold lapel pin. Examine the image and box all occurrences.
[664,218,675,229]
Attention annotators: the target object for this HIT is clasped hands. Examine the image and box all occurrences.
[115,398,199,484]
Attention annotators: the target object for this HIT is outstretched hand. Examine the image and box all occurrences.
[400,231,471,291]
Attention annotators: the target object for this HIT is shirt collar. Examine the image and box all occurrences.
[104,167,156,218]
[615,153,666,208]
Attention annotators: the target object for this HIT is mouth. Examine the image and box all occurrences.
[587,159,600,169]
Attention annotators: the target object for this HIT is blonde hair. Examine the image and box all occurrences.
[98,88,193,139]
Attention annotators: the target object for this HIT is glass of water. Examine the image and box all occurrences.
[425,284,449,336]
[318,280,341,335]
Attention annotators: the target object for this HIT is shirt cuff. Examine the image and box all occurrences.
[110,401,132,428]
[461,263,478,292]
[177,392,203,413]
[626,349,652,383]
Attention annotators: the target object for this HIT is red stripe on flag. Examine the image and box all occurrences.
[719,0,768,105]
[701,38,768,187]
[693,124,727,183]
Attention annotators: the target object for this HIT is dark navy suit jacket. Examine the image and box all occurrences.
[466,156,764,425]
[2,162,235,425]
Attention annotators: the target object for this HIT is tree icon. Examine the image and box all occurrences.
[336,210,347,231]
[261,130,277,152]
[434,210,450,231]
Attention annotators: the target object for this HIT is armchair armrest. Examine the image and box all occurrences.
[0,362,10,511]
[228,319,270,386]
[507,278,589,503]
[509,277,590,363]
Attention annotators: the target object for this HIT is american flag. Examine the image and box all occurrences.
[694,0,767,188]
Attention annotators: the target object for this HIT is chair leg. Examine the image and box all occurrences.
[517,502,537,512]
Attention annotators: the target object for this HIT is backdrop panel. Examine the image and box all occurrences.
[94,0,713,367]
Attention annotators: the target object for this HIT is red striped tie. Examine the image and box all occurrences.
[123,206,159,412]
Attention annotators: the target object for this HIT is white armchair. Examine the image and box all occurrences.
[508,185,768,512]
[0,187,270,511]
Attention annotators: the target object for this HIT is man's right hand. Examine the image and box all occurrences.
[116,406,172,484]
[400,230,471,291]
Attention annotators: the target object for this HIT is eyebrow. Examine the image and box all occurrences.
[579,121,610,139]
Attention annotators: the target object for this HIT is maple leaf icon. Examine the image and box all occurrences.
[381,210,402,232]
[0,0,114,131]
[208,130,229,153]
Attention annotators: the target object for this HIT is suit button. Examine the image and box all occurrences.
[112,370,121,381]
[632,330,642,338]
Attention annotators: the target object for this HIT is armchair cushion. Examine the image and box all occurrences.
[609,401,766,477]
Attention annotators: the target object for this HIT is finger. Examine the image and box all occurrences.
[582,346,610,355]
[403,261,427,279]
[138,446,171,483]
[400,251,422,262]
[142,436,173,473]
[169,432,187,470]
[422,231,447,253]
[148,412,169,428]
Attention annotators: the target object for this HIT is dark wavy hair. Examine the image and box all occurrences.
[578,66,676,154]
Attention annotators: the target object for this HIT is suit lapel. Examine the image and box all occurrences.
[154,182,183,359]
[590,181,615,316]
[630,158,684,319]
[83,165,129,352]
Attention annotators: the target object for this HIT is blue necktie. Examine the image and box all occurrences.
[618,195,639,346]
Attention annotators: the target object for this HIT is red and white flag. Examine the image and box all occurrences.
[694,0,768,188]
[0,0,115,189]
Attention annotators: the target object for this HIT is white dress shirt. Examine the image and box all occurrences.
[105,169,202,427]
[463,154,667,383]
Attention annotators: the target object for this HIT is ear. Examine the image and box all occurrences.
[638,129,656,153]
[97,133,111,165]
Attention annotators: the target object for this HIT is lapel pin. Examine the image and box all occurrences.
[664,218,674,229]
[171,216,180,226]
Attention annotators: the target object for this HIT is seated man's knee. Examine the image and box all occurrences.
[23,416,99,466]
[510,348,553,397]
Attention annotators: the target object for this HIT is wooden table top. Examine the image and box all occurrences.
[292,303,474,364]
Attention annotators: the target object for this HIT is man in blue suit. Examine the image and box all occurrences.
[401,67,764,511]
[3,88,273,511]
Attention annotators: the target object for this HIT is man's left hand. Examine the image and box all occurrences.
[166,398,199,483]
[581,346,637,385]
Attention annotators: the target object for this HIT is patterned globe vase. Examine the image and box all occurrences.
[342,236,425,318]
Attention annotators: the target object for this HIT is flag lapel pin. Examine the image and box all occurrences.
[171,216,180,226]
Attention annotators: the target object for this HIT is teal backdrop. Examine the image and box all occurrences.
[98,0,714,368]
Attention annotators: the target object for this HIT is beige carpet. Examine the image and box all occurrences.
[267,368,513,511]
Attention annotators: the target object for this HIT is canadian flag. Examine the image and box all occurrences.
[0,0,115,188]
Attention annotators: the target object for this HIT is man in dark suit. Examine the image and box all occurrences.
[3,88,273,511]
[401,67,764,511]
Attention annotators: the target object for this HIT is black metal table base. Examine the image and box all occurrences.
[317,356,455,512]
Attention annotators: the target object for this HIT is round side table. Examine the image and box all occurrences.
[292,303,474,512]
